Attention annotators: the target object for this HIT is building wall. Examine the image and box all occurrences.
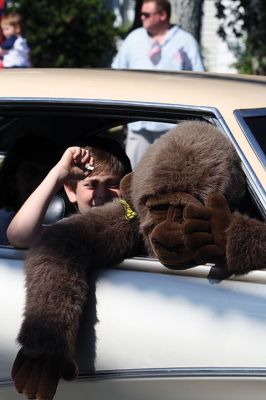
[200,0,237,73]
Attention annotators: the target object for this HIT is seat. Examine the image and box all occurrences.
[43,195,65,225]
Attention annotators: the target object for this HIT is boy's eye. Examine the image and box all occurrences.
[85,182,97,189]
[108,184,119,189]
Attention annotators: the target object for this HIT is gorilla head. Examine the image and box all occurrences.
[125,121,246,266]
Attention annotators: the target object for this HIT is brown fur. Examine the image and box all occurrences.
[19,200,142,358]
[131,121,247,256]
[132,121,246,208]
[226,213,266,274]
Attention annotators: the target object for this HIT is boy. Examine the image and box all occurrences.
[7,136,132,248]
[0,13,30,68]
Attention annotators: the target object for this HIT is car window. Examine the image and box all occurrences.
[234,108,266,169]
[0,106,215,249]
[244,116,266,156]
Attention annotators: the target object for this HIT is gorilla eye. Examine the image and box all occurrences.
[149,204,169,213]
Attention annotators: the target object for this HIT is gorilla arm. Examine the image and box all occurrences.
[12,200,141,400]
[226,212,266,274]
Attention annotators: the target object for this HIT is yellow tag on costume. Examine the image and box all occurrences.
[118,199,137,220]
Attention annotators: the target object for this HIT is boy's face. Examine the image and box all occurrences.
[1,24,17,38]
[64,172,121,214]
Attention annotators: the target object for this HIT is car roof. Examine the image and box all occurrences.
[0,68,265,108]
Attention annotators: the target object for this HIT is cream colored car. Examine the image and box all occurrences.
[0,69,265,400]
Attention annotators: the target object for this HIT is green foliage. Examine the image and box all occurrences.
[215,0,266,75]
[6,0,117,67]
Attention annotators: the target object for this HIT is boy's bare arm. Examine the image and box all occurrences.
[7,147,90,248]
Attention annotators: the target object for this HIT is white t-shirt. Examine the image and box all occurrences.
[3,36,31,68]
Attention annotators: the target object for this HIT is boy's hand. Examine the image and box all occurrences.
[57,147,93,181]
[183,193,232,267]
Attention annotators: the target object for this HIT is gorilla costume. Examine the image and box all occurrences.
[12,121,266,399]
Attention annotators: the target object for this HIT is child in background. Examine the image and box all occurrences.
[0,13,30,68]
[7,136,132,248]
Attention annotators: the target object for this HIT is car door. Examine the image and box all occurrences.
[0,99,266,400]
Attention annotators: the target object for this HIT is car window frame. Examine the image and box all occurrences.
[233,108,266,218]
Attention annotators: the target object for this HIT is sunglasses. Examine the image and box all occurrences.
[140,11,160,18]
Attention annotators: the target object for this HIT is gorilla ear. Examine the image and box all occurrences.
[120,172,134,201]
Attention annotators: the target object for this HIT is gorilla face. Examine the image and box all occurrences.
[140,191,202,266]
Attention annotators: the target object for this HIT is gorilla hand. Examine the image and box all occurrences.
[12,349,78,400]
[183,192,232,268]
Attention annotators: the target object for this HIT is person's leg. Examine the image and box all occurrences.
[126,129,152,169]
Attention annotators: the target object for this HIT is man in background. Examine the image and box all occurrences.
[112,0,205,168]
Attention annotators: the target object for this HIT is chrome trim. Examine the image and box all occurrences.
[0,250,266,283]
[0,378,13,387]
[0,98,219,117]
[0,246,26,260]
[117,257,266,284]
[217,117,266,217]
[0,97,217,108]
[1,367,266,387]
[78,367,266,381]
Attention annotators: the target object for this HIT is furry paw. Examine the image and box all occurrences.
[183,192,232,267]
[12,348,78,400]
